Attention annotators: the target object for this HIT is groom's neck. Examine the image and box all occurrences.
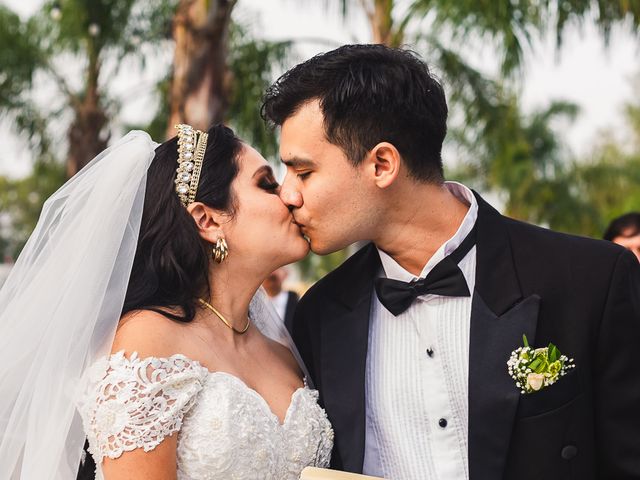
[373,182,470,277]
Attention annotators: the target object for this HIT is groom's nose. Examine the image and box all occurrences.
[279,176,303,209]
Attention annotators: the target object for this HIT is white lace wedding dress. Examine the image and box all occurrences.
[77,350,334,480]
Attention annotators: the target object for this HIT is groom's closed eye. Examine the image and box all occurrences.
[282,157,315,182]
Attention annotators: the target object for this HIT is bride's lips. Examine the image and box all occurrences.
[292,219,310,242]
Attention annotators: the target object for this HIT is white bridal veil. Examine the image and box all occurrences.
[0,131,308,479]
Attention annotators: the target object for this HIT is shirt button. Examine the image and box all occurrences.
[426,348,434,358]
[561,445,578,460]
[438,418,448,428]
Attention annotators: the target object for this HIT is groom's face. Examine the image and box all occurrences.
[279,100,374,255]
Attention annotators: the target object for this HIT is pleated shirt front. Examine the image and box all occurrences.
[363,182,477,480]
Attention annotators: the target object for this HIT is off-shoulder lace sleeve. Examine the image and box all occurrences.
[79,350,209,462]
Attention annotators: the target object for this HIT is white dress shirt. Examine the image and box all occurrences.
[363,182,478,480]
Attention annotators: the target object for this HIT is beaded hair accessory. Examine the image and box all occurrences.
[174,124,209,207]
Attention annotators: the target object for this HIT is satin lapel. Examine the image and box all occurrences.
[468,193,541,479]
[468,293,539,479]
[321,243,380,473]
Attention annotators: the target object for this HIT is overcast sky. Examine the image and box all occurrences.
[1,0,638,178]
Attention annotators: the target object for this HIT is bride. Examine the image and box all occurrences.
[0,124,333,479]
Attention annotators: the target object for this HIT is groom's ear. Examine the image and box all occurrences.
[368,142,401,189]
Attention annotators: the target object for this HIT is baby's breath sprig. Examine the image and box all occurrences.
[507,335,575,394]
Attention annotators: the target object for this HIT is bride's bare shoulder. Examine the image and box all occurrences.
[111,308,191,359]
[263,336,303,378]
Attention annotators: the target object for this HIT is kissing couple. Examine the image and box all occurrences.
[1,44,638,480]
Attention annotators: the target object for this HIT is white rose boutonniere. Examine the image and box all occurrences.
[507,335,576,394]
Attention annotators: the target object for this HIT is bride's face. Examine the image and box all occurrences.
[222,144,309,268]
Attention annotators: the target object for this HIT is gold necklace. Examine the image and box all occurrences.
[198,298,250,334]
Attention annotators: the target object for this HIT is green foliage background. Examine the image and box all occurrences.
[1,0,639,280]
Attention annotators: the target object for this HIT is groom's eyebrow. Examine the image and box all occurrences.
[281,156,315,168]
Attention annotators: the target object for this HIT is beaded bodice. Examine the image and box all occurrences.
[78,351,334,480]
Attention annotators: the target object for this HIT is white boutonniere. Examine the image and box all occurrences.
[507,335,576,394]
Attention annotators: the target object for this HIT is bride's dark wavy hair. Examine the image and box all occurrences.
[121,124,242,322]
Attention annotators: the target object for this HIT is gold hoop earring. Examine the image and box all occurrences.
[212,237,229,263]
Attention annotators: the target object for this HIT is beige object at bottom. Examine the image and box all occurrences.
[300,467,385,479]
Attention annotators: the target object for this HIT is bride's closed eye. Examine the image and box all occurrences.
[259,177,280,192]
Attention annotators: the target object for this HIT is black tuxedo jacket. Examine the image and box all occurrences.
[293,193,640,480]
[76,440,95,480]
[283,290,300,336]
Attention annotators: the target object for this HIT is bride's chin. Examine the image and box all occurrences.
[287,237,311,261]
[297,237,311,256]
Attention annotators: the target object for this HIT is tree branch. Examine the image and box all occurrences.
[44,62,81,110]
[358,0,375,24]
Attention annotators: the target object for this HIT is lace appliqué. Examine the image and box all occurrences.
[78,352,334,480]
[79,351,208,463]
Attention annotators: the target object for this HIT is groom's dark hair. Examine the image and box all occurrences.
[261,44,447,182]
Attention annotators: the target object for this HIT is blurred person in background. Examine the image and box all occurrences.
[604,212,640,262]
[263,266,299,334]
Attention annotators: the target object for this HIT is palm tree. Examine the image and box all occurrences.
[452,94,593,230]
[314,1,639,230]
[329,0,638,71]
[0,0,176,177]
[328,0,639,138]
[166,0,236,137]
[136,2,292,155]
[0,0,291,259]
[454,86,640,238]
[570,93,640,236]
[0,0,175,257]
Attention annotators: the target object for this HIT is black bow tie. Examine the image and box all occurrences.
[374,225,477,316]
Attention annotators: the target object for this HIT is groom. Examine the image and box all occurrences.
[262,44,640,479]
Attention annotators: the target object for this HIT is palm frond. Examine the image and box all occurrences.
[227,21,294,160]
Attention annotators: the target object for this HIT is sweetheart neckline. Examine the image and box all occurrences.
[201,370,308,426]
[110,350,310,427]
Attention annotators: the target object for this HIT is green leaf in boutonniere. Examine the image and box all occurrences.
[507,335,576,394]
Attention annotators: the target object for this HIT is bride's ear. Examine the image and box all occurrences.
[187,202,226,243]
[367,142,401,189]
